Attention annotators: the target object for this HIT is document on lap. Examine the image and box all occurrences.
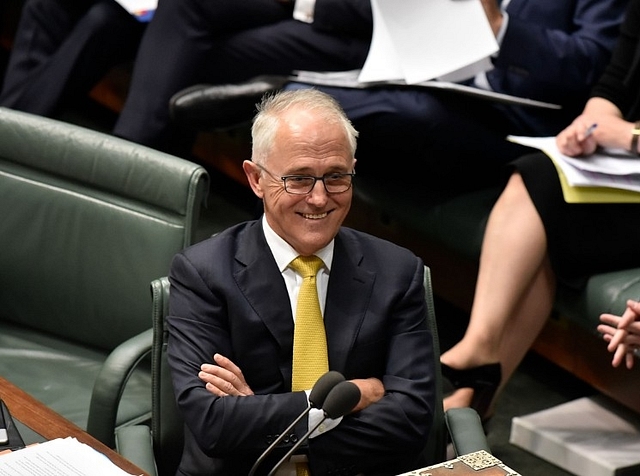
[509,135,640,203]
[290,70,561,110]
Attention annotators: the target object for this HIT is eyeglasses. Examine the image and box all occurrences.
[254,163,355,195]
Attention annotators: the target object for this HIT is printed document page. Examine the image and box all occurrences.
[359,0,498,84]
[0,437,137,476]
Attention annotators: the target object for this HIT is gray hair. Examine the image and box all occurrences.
[251,88,358,165]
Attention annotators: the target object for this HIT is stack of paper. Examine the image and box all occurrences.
[510,396,640,476]
[360,0,498,84]
[509,135,640,203]
[0,437,137,475]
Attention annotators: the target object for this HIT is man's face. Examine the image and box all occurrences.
[245,107,355,256]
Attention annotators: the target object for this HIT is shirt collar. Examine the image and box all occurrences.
[262,215,334,272]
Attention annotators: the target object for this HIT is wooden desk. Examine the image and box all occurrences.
[0,376,149,476]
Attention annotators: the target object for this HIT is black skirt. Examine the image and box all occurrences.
[512,152,640,288]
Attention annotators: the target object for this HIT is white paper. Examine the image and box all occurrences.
[0,437,137,476]
[509,135,640,192]
[359,0,499,84]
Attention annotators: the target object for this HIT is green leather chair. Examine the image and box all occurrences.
[116,268,490,476]
[0,107,209,447]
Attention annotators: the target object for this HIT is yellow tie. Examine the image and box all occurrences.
[289,255,328,476]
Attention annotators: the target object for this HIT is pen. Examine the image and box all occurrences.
[584,123,598,138]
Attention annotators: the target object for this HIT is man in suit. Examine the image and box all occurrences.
[112,0,373,154]
[167,89,435,475]
[290,0,629,194]
[0,0,144,117]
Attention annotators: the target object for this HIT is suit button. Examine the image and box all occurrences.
[290,434,298,443]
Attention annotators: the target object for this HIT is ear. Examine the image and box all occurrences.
[243,160,264,199]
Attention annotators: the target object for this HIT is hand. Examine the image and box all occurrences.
[598,300,640,369]
[479,0,503,36]
[348,378,384,412]
[199,353,255,397]
[556,98,630,156]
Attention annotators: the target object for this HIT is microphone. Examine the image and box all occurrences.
[267,381,361,476]
[247,371,345,476]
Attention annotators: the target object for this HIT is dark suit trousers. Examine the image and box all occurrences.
[112,0,371,152]
[0,0,144,117]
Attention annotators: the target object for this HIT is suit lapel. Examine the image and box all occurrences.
[232,224,376,383]
[324,231,375,373]
[233,222,295,385]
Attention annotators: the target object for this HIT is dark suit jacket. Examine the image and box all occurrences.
[167,220,435,476]
[493,0,629,134]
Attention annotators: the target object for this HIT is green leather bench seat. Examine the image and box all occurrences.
[0,321,151,429]
[0,107,208,442]
[352,176,640,335]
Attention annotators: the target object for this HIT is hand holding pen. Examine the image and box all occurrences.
[556,117,599,157]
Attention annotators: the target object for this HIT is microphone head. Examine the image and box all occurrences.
[322,381,361,420]
[309,371,345,409]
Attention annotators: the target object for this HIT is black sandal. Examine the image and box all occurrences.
[440,362,502,422]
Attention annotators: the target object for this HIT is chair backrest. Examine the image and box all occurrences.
[148,265,446,474]
[0,107,209,351]
[421,266,447,465]
[150,276,183,476]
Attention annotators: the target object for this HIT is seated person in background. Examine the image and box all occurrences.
[112,0,373,154]
[599,300,640,369]
[0,0,145,118]
[290,0,628,195]
[440,0,640,422]
[167,89,435,475]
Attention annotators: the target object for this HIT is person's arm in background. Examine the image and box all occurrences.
[556,0,640,157]
[492,0,628,103]
[480,0,504,36]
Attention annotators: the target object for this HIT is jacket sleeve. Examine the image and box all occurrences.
[590,0,640,117]
[308,257,436,476]
[167,250,310,462]
[491,0,628,104]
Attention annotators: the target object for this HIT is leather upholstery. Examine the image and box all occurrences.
[0,107,209,443]
[116,270,489,476]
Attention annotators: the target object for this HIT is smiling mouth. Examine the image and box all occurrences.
[300,212,328,219]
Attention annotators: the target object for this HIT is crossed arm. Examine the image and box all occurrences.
[199,353,384,412]
[598,300,640,369]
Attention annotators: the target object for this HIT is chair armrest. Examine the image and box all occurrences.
[445,407,491,456]
[115,425,158,476]
[87,328,153,447]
